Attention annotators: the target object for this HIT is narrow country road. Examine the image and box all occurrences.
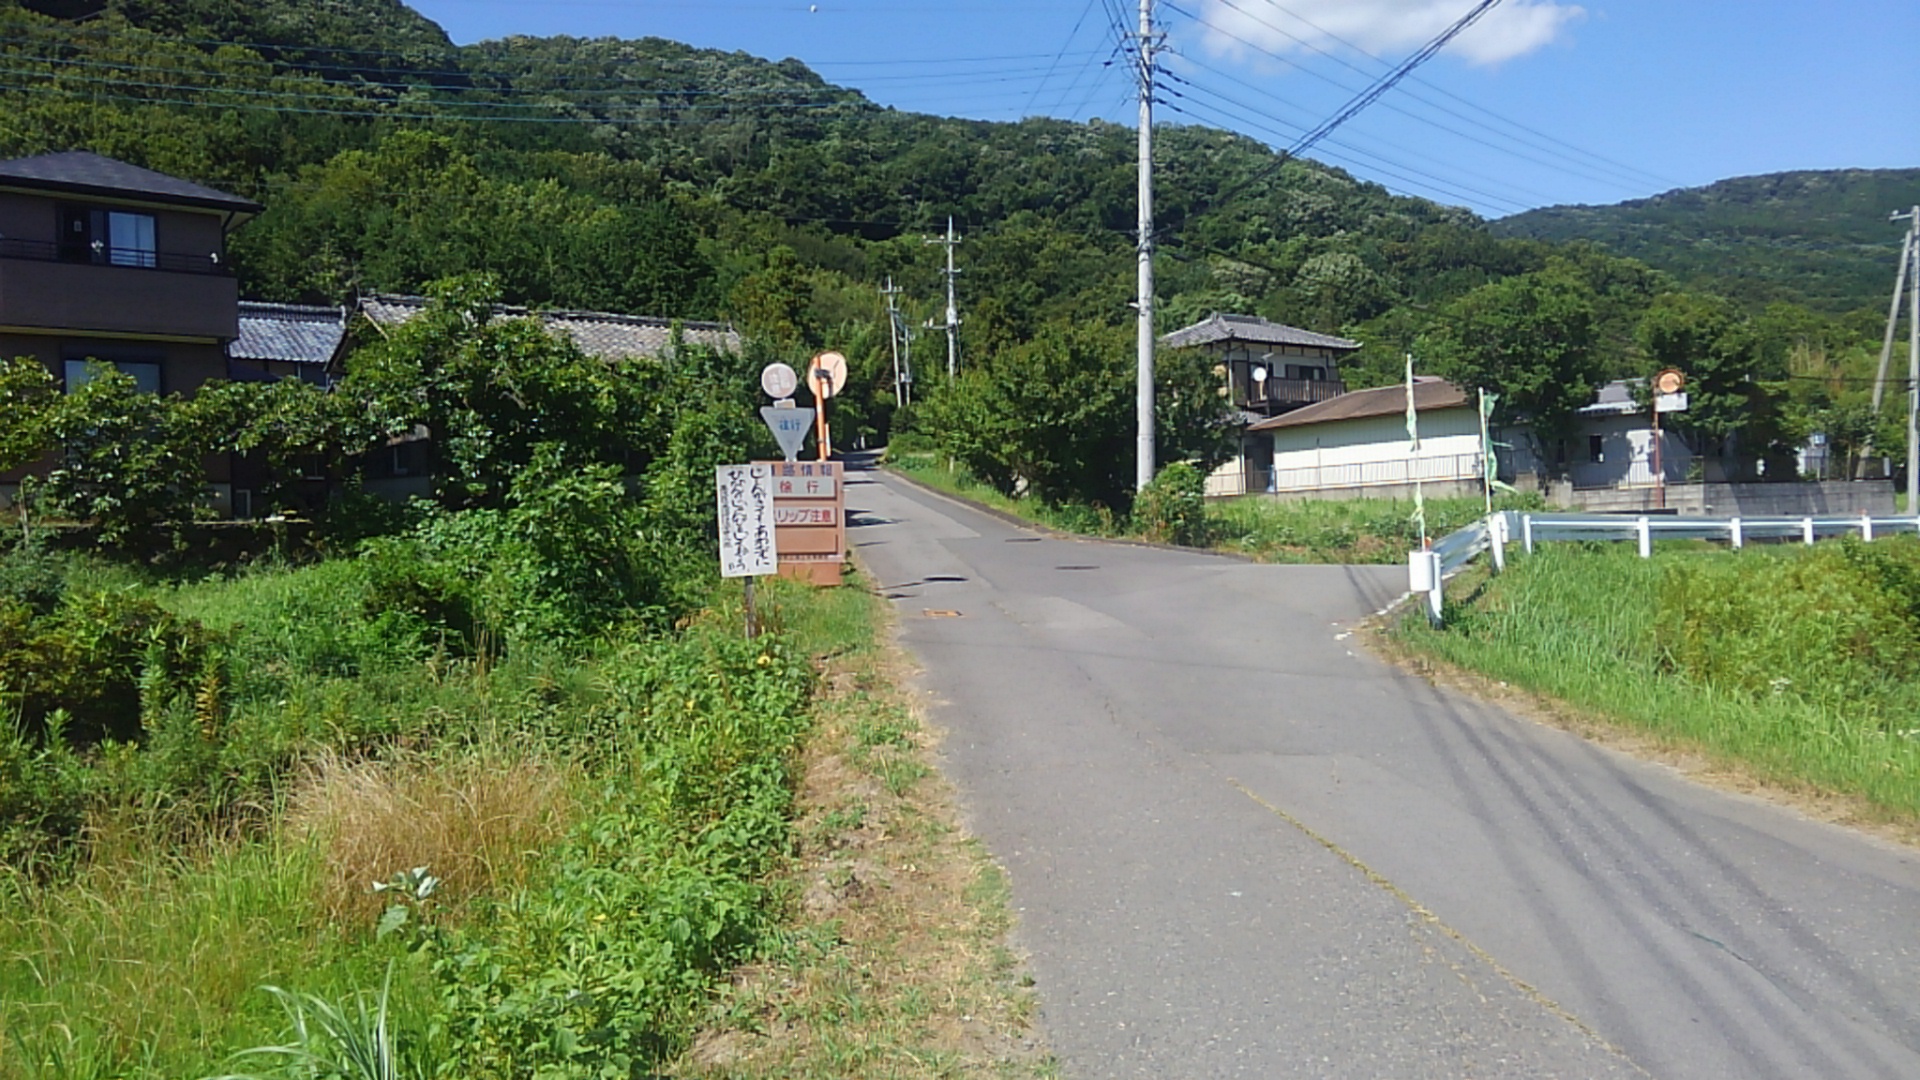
[844,460,1920,1080]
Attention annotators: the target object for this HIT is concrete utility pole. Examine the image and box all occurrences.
[925,217,962,378]
[1868,208,1917,478]
[1910,210,1919,512]
[1134,0,1160,492]
[881,276,905,408]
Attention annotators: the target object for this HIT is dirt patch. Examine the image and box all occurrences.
[675,594,1053,1079]
[1365,618,1920,853]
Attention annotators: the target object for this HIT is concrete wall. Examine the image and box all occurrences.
[1554,480,1896,516]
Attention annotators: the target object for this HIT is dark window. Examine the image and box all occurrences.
[57,205,157,267]
[62,345,165,394]
[1285,364,1327,381]
[1588,434,1605,464]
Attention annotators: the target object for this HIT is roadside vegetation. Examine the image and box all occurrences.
[1399,539,1920,824]
[0,279,1043,1078]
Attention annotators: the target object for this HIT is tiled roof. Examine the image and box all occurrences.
[1160,312,1360,352]
[1579,378,1643,416]
[0,151,262,214]
[359,294,741,360]
[232,302,349,365]
[1248,377,1467,432]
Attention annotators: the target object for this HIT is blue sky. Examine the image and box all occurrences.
[408,1,1919,218]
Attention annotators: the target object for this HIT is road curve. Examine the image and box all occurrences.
[845,461,1920,1080]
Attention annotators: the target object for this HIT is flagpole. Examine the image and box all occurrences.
[1479,388,1493,514]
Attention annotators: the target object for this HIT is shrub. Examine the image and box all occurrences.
[1134,461,1210,546]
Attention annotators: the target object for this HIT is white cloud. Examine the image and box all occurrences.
[1196,0,1585,67]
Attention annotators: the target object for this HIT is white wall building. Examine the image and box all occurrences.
[1245,378,1486,500]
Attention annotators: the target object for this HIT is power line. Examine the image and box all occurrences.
[1162,0,1660,197]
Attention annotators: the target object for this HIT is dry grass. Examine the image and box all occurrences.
[288,749,579,924]
[675,593,1055,1080]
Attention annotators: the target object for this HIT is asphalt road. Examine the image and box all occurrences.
[845,461,1920,1080]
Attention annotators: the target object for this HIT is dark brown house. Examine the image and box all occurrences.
[0,151,262,511]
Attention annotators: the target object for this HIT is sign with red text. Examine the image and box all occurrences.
[757,459,845,586]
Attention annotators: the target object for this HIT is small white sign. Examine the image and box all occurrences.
[761,362,798,400]
[716,464,777,578]
[761,405,814,461]
[771,468,837,499]
[1655,392,1688,414]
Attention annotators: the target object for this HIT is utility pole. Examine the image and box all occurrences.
[925,217,961,378]
[1909,210,1919,513]
[1868,208,1916,479]
[1134,0,1160,492]
[881,277,905,408]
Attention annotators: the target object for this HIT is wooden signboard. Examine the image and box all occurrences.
[757,459,846,586]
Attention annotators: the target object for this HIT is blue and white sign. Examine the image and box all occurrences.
[761,405,815,462]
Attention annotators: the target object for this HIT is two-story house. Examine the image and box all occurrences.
[0,150,263,512]
[1159,312,1361,496]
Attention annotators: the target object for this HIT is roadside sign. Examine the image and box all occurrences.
[761,405,814,461]
[1655,392,1688,413]
[715,464,776,578]
[758,459,846,587]
[761,362,798,400]
[810,351,847,400]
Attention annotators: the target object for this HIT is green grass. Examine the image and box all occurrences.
[1401,542,1920,820]
[1,549,861,1079]
[885,452,1125,536]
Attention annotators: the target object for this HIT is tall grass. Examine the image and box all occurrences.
[1403,542,1920,819]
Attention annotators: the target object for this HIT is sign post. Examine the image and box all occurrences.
[808,351,847,461]
[1652,368,1687,511]
[715,464,777,637]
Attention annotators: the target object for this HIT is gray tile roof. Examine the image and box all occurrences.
[1579,378,1644,416]
[359,294,741,361]
[1160,312,1360,352]
[1248,377,1467,432]
[0,151,262,214]
[232,302,349,366]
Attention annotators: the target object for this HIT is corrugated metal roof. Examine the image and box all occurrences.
[1248,377,1467,432]
[359,294,741,360]
[1160,312,1360,352]
[0,151,262,214]
[232,302,348,365]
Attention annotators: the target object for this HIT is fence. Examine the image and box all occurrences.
[1272,451,1484,494]
[1407,510,1920,627]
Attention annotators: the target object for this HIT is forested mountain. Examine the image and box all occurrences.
[0,0,1903,497]
[1494,170,1920,318]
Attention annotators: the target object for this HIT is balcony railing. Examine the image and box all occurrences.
[1246,377,1346,409]
[0,238,230,276]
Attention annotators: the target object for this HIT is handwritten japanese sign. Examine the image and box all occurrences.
[715,464,777,578]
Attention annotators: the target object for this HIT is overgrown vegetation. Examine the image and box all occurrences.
[1402,539,1920,821]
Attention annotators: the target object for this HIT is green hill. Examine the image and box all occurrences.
[1492,169,1920,316]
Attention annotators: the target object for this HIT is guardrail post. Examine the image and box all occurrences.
[1802,517,1815,546]
[1862,513,1874,542]
[1730,517,1743,549]
[1522,514,1534,555]
[1637,515,1651,559]
[1489,513,1506,573]
[1408,549,1443,628]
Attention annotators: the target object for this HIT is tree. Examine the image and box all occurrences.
[921,321,1234,511]
[33,368,214,545]
[1416,271,1603,473]
[0,357,57,476]
[1637,292,1794,477]
[345,276,636,509]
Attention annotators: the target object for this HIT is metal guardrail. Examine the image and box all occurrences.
[1407,510,1920,626]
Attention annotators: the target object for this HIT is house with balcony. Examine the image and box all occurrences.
[1159,312,1361,496]
[0,150,262,511]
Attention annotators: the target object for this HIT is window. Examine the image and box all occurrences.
[57,206,157,267]
[1588,434,1605,464]
[62,347,164,395]
[1285,364,1327,381]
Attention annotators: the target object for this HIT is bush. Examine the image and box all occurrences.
[1134,461,1210,546]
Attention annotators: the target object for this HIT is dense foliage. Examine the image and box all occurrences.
[1495,169,1920,317]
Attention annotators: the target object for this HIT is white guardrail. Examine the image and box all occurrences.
[1407,510,1920,627]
